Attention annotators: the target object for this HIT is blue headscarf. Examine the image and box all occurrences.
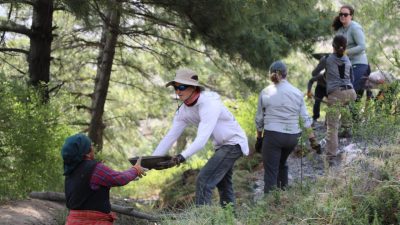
[61,133,92,176]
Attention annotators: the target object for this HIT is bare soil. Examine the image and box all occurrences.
[0,198,65,225]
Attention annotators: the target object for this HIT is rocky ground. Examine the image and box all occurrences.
[0,199,65,225]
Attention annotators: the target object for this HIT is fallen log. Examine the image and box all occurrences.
[29,191,162,222]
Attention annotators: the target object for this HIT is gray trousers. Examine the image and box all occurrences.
[195,144,243,207]
[262,130,300,193]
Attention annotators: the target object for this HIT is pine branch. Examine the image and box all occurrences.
[0,0,35,6]
[0,47,29,55]
[0,56,26,75]
[0,20,32,36]
[29,191,163,221]
[76,104,92,112]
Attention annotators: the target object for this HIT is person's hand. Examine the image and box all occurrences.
[132,157,147,178]
[376,92,385,100]
[306,91,313,99]
[170,154,186,167]
[309,137,321,154]
[255,137,263,153]
[157,154,186,168]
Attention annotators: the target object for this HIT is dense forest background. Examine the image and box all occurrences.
[0,0,399,224]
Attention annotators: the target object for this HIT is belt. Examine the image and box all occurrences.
[339,85,353,90]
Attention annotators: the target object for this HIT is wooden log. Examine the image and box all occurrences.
[29,191,162,221]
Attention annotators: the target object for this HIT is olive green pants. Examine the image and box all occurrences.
[326,89,357,157]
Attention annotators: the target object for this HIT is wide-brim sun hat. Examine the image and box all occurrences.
[165,68,205,90]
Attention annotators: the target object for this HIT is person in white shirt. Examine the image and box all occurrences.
[152,68,249,207]
[255,61,320,193]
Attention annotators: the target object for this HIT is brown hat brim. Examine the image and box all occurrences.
[165,79,205,90]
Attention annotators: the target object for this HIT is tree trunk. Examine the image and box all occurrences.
[28,0,54,102]
[29,191,163,221]
[88,4,121,150]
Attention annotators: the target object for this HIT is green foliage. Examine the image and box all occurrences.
[366,184,400,225]
[352,82,400,149]
[226,94,257,137]
[0,73,73,201]
[161,0,333,70]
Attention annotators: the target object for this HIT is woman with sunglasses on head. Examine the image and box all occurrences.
[152,68,249,208]
[255,61,320,194]
[332,4,369,101]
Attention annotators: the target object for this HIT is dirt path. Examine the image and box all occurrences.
[0,198,65,225]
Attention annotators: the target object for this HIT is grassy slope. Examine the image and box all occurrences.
[159,145,400,225]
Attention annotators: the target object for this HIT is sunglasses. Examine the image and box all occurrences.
[173,84,190,91]
[339,13,351,17]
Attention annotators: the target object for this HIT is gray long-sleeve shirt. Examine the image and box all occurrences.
[336,21,368,65]
[324,54,354,94]
[255,80,312,134]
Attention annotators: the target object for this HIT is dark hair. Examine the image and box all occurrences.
[332,35,347,57]
[270,72,283,84]
[332,16,342,31]
[341,5,355,16]
[332,5,355,31]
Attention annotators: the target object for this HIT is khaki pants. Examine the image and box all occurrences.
[326,89,357,157]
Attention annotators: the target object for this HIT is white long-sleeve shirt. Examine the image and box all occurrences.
[255,80,312,134]
[152,91,249,159]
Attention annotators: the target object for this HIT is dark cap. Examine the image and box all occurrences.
[269,60,287,78]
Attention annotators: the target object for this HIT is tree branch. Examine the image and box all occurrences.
[124,10,181,29]
[109,79,159,95]
[29,191,164,221]
[0,0,35,6]
[48,81,65,96]
[69,91,93,99]
[76,104,92,112]
[0,47,29,55]
[0,56,26,75]
[0,20,32,36]
[69,121,90,127]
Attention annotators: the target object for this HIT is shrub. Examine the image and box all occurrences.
[0,74,73,201]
